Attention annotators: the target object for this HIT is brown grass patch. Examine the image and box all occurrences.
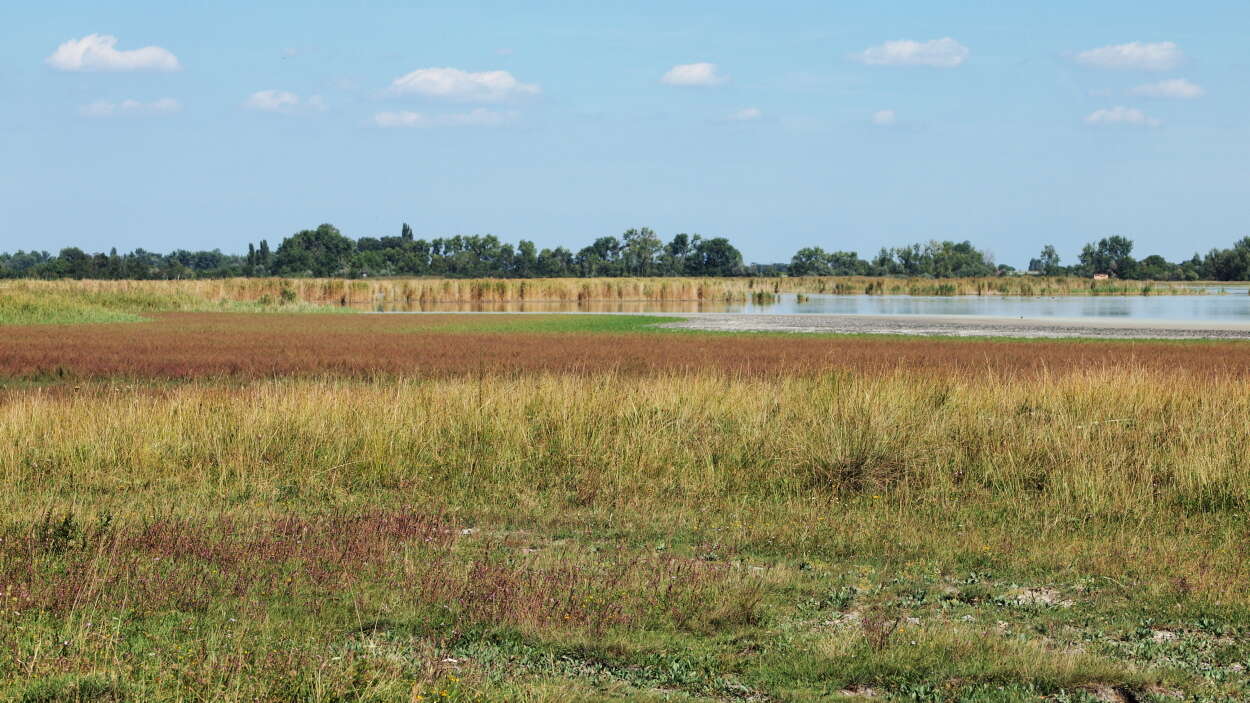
[2,312,1249,381]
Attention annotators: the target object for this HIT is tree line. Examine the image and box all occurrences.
[3,224,1250,281]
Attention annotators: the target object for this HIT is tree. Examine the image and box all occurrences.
[621,227,662,276]
[659,234,696,275]
[1029,245,1061,275]
[401,223,414,241]
[789,247,830,277]
[1079,236,1135,278]
[273,224,355,277]
[257,240,271,271]
[514,240,538,277]
[686,237,743,276]
[576,236,623,277]
[1203,237,1250,281]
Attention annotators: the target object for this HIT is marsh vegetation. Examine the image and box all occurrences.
[1,291,1248,701]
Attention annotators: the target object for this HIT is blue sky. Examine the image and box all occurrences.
[3,1,1247,266]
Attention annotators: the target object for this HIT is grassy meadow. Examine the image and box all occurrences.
[1,285,1248,701]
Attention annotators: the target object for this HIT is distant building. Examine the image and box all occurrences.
[1092,273,1110,281]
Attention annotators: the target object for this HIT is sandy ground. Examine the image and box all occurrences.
[660,313,1250,340]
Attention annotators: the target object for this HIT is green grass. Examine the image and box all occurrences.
[0,283,354,325]
[0,290,146,325]
[383,313,682,334]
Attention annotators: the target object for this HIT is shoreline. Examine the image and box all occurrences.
[659,313,1250,339]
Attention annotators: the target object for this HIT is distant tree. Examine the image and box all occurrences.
[622,227,663,276]
[257,240,271,270]
[537,246,574,277]
[659,234,696,275]
[1029,244,1061,275]
[1079,236,1135,277]
[870,248,897,275]
[827,251,868,276]
[273,224,355,277]
[514,240,538,277]
[1203,237,1250,281]
[686,237,744,276]
[401,223,414,241]
[576,236,624,277]
[789,247,830,277]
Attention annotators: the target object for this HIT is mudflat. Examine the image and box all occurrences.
[663,312,1250,339]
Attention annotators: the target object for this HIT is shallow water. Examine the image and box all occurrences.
[374,287,1250,322]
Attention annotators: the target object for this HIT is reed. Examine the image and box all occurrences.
[0,275,1205,321]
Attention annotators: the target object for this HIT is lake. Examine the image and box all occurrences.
[380,286,1250,323]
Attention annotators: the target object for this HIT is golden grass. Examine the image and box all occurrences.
[3,367,1248,699]
[0,274,1204,317]
[3,369,1247,596]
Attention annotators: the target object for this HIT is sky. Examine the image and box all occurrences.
[2,1,1248,267]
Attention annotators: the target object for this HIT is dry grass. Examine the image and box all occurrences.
[0,275,1204,316]
[3,370,1249,589]
[2,369,1249,699]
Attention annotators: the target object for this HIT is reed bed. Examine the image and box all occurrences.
[0,275,1204,318]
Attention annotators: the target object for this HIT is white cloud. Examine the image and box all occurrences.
[661,62,727,86]
[80,98,182,117]
[373,108,517,128]
[1084,106,1161,127]
[244,90,326,114]
[871,109,897,126]
[1131,78,1204,99]
[389,67,539,101]
[1075,42,1181,71]
[854,38,969,68]
[728,107,762,121]
[47,34,180,72]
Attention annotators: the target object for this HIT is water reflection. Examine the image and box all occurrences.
[372,289,1250,323]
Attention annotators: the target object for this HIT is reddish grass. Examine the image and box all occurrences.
[3,312,1250,380]
[0,510,758,632]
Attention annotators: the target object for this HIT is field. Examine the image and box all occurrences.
[2,291,1249,701]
